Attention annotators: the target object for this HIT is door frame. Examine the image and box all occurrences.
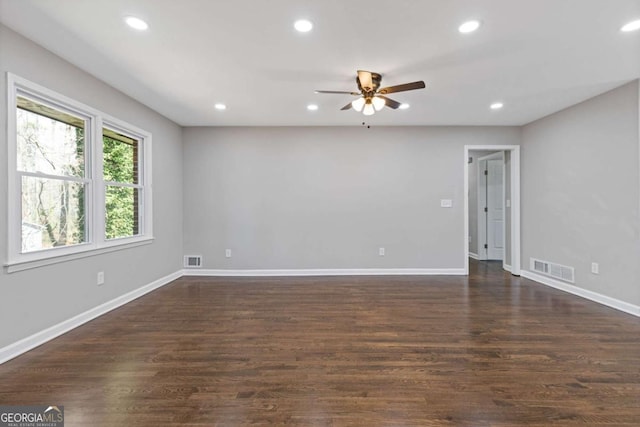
[464,145,520,276]
[477,151,505,262]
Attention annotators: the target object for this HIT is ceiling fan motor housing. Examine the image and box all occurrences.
[357,72,382,94]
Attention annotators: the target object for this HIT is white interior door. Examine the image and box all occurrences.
[486,159,504,260]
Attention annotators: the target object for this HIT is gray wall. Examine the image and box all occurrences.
[0,25,184,348]
[183,126,520,270]
[522,80,640,305]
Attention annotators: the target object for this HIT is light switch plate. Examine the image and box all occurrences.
[440,199,453,208]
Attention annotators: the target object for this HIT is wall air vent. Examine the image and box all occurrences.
[530,258,575,283]
[183,255,202,268]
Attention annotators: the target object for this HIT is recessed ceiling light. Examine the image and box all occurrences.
[124,16,148,31]
[307,104,319,111]
[490,102,504,110]
[459,20,481,34]
[214,103,227,110]
[399,104,410,110]
[294,19,313,33]
[621,19,640,32]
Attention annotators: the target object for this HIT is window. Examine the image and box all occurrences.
[7,74,152,269]
[16,96,88,252]
[103,127,141,240]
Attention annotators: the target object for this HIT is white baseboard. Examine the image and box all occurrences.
[521,270,640,317]
[468,252,479,260]
[0,270,183,365]
[183,268,467,277]
[503,263,512,272]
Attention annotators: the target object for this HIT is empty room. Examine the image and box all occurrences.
[1,1,639,425]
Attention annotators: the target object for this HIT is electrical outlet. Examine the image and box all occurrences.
[591,262,599,274]
[97,271,105,286]
[379,247,385,256]
[225,249,232,258]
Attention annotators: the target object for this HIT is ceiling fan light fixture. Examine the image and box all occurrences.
[362,100,375,116]
[372,96,386,111]
[352,97,366,112]
[459,20,481,34]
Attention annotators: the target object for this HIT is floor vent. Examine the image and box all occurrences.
[530,258,574,283]
[184,255,202,268]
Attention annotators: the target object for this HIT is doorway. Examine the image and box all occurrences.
[464,145,520,276]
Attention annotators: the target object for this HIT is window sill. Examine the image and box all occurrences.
[4,237,154,273]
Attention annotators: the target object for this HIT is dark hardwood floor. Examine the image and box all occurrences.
[1,260,639,426]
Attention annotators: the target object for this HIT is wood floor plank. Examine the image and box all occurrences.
[1,260,639,426]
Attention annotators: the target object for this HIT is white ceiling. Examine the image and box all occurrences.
[1,0,639,127]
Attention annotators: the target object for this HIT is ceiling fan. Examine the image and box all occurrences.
[315,70,425,116]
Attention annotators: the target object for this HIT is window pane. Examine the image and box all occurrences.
[103,129,138,184]
[21,176,86,252]
[105,185,139,239]
[17,97,85,177]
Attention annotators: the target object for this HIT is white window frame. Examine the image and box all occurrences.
[6,73,153,272]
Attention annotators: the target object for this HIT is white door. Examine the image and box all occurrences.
[486,159,504,260]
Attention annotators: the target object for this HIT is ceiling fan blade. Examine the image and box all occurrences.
[378,81,426,95]
[340,102,353,110]
[357,70,374,91]
[377,95,401,109]
[315,90,360,95]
